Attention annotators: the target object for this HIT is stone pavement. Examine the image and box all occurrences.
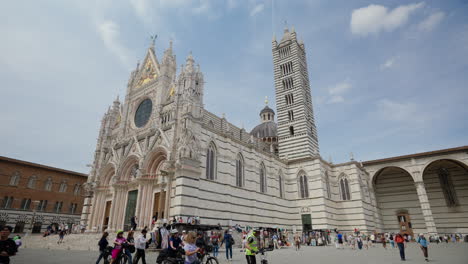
[12,243,468,264]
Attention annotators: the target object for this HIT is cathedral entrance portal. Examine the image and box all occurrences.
[103,200,112,231]
[301,214,312,232]
[153,191,166,221]
[124,190,138,231]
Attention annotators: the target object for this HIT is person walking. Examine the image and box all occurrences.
[0,225,17,264]
[57,230,65,244]
[294,233,301,251]
[389,234,395,248]
[96,232,109,264]
[245,230,260,264]
[382,235,387,249]
[125,231,135,264]
[356,236,363,250]
[395,233,406,261]
[417,234,429,262]
[134,229,148,264]
[337,232,344,249]
[220,229,233,261]
[131,216,138,231]
[160,224,169,249]
[210,232,220,257]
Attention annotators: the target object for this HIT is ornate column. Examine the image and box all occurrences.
[415,181,438,235]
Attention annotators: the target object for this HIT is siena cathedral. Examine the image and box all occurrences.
[82,28,468,236]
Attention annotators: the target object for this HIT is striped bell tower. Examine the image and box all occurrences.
[272,27,319,160]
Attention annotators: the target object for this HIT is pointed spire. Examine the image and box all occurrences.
[185,52,195,72]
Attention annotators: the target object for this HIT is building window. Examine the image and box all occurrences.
[73,184,81,196]
[289,126,294,136]
[54,201,63,213]
[325,172,331,199]
[2,196,13,209]
[205,143,217,180]
[44,178,53,191]
[59,181,67,192]
[298,174,309,198]
[27,176,37,189]
[259,164,267,193]
[288,110,294,121]
[236,154,244,187]
[340,177,351,200]
[37,200,48,212]
[285,93,294,105]
[9,172,20,186]
[69,203,77,214]
[20,198,31,210]
[437,168,459,207]
[279,173,284,198]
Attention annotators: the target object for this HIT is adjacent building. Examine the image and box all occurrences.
[0,156,87,233]
[82,27,468,236]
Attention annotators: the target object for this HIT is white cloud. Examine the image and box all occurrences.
[250,3,264,16]
[376,99,431,123]
[326,81,351,104]
[380,56,399,69]
[418,11,445,32]
[351,2,425,36]
[129,0,152,22]
[192,0,211,15]
[97,21,133,69]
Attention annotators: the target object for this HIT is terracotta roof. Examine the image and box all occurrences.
[362,146,468,166]
[0,156,88,177]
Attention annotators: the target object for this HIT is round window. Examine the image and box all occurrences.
[134,99,152,128]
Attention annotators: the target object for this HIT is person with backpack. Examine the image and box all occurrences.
[96,232,109,264]
[417,233,429,262]
[125,231,135,264]
[210,232,220,257]
[395,233,406,261]
[134,229,148,264]
[220,229,234,261]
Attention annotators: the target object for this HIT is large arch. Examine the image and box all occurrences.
[119,156,140,182]
[373,166,425,236]
[421,159,468,234]
[100,164,116,187]
[144,148,168,178]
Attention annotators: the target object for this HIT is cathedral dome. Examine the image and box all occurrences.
[250,121,277,139]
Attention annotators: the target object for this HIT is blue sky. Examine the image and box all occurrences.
[1,0,467,173]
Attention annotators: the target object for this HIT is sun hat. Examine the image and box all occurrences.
[116,230,124,234]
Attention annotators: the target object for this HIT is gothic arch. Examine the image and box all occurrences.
[235,153,244,187]
[297,170,309,198]
[338,173,351,201]
[205,142,217,180]
[421,158,468,178]
[259,162,267,193]
[119,155,140,181]
[100,164,116,187]
[143,147,168,178]
[371,166,415,186]
[278,169,284,198]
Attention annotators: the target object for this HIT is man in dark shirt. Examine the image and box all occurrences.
[0,226,17,264]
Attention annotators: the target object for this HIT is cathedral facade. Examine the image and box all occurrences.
[82,28,468,236]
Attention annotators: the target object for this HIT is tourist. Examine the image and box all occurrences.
[395,233,406,261]
[96,232,109,264]
[272,233,279,249]
[337,232,343,249]
[0,225,17,264]
[210,231,220,257]
[125,231,135,264]
[195,232,206,250]
[294,233,301,251]
[12,235,21,249]
[131,216,138,231]
[356,236,363,250]
[57,229,65,244]
[382,234,387,249]
[134,229,148,264]
[110,230,127,264]
[181,230,187,243]
[389,234,395,248]
[220,229,234,261]
[242,233,247,252]
[184,231,200,264]
[168,229,182,258]
[417,233,429,262]
[160,224,169,249]
[370,233,376,245]
[245,230,260,264]
[367,235,373,249]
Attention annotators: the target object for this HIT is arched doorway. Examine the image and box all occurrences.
[422,159,468,234]
[374,167,423,236]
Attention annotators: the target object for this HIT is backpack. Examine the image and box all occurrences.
[229,236,235,245]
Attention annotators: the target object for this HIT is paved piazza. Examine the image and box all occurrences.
[13,243,468,264]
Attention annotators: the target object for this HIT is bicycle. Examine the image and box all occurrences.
[158,247,186,264]
[198,245,219,264]
[256,246,274,264]
[114,243,130,264]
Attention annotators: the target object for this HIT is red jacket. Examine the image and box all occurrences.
[395,235,405,243]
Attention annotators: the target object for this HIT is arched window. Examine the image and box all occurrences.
[437,168,458,207]
[73,184,81,196]
[9,172,20,186]
[339,177,351,200]
[44,178,53,191]
[235,154,244,187]
[278,171,284,198]
[27,176,37,189]
[298,173,309,198]
[325,172,332,199]
[205,143,217,180]
[59,181,68,192]
[259,164,267,193]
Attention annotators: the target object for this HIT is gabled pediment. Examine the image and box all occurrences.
[133,47,160,89]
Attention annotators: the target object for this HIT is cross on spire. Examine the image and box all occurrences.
[150,34,158,47]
